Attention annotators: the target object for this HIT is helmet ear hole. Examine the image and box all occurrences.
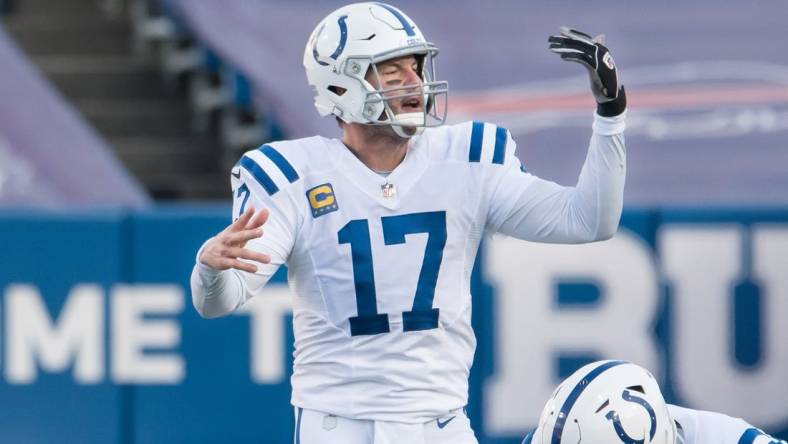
[595,399,610,414]
[627,385,645,394]
[328,86,347,96]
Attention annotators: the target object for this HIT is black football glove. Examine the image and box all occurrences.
[548,27,626,117]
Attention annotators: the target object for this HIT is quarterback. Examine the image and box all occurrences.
[191,2,627,443]
[523,360,786,444]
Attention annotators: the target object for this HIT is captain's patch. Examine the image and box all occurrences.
[306,183,339,218]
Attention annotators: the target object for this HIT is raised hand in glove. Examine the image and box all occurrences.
[548,27,626,117]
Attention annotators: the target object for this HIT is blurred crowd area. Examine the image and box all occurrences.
[1,0,271,203]
[1,2,788,443]
[2,0,788,207]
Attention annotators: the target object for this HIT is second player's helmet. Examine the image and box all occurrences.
[303,2,449,137]
[524,360,677,444]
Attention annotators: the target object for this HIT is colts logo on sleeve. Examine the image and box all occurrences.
[307,183,339,218]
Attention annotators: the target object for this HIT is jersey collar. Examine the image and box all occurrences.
[325,134,430,210]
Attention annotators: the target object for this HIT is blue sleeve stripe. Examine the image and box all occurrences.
[738,427,781,444]
[469,121,484,162]
[492,125,508,165]
[260,145,299,183]
[739,429,760,444]
[240,155,279,195]
[551,360,627,444]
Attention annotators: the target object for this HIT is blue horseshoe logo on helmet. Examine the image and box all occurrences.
[312,15,348,66]
[604,389,657,444]
[375,3,416,36]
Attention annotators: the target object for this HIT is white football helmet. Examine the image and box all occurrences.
[303,2,449,137]
[524,360,677,444]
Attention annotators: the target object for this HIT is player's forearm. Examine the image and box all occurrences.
[190,261,246,319]
[544,26,626,241]
[573,111,627,240]
[497,112,625,243]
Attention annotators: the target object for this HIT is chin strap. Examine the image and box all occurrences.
[389,112,426,138]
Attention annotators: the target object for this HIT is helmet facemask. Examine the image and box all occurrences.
[345,44,449,138]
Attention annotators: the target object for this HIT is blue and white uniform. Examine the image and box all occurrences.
[669,405,786,444]
[520,359,787,444]
[191,113,626,440]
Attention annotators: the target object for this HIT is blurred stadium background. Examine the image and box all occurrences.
[1,0,787,442]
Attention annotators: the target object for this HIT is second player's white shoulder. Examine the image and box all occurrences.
[668,404,786,444]
[424,121,517,167]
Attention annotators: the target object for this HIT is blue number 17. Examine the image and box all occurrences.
[337,211,447,336]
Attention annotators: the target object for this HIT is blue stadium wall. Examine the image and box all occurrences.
[0,206,786,443]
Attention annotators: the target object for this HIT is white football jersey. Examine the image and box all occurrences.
[202,114,625,423]
[669,405,786,444]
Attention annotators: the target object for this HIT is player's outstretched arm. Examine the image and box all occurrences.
[190,206,272,319]
[549,27,626,117]
[488,29,626,244]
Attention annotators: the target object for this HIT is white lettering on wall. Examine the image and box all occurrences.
[661,225,788,427]
[5,284,103,384]
[111,285,184,384]
[484,231,659,434]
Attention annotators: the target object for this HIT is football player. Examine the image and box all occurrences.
[191,3,627,443]
[523,360,786,444]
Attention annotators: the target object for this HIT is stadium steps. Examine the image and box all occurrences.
[73,97,193,137]
[113,136,229,199]
[5,15,130,55]
[35,56,165,100]
[2,0,227,201]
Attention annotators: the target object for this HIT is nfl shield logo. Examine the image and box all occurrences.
[381,183,397,198]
